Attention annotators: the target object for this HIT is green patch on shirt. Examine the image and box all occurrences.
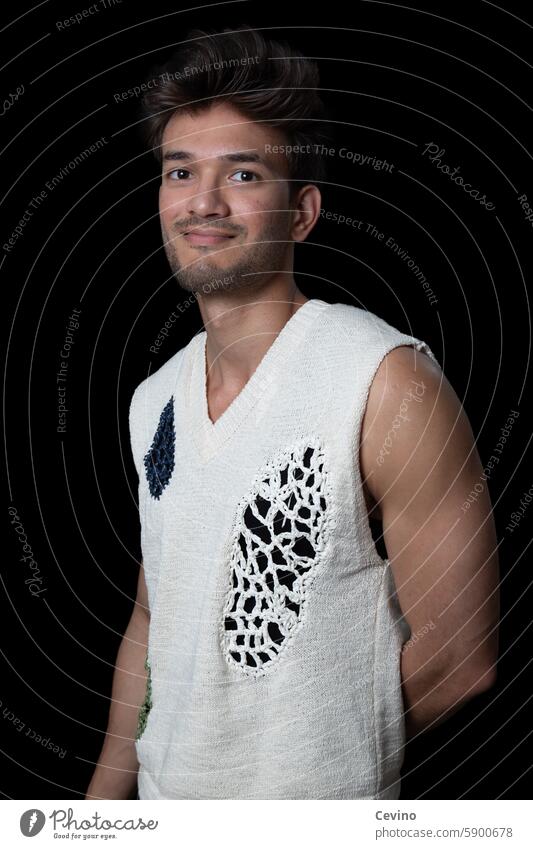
[135,654,152,741]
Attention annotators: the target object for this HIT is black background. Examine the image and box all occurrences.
[1,0,532,799]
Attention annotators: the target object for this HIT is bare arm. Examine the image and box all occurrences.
[360,345,500,738]
[85,563,151,800]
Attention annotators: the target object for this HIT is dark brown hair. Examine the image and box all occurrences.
[138,25,332,196]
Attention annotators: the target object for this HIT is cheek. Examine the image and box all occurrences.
[159,187,182,219]
[239,192,286,230]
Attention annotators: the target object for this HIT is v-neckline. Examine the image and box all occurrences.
[186,298,329,462]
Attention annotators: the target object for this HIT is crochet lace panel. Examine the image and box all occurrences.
[143,396,175,500]
[221,438,333,677]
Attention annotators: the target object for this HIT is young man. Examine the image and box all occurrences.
[86,26,499,801]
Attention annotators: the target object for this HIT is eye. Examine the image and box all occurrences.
[230,170,259,183]
[164,168,260,183]
[166,168,190,181]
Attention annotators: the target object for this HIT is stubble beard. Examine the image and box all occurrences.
[161,217,292,297]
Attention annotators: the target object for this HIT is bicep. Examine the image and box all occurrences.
[362,346,499,669]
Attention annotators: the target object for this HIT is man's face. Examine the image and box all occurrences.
[158,102,299,296]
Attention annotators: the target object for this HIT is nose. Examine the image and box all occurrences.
[186,174,231,219]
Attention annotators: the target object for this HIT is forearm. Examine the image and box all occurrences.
[85,610,150,800]
[400,639,496,739]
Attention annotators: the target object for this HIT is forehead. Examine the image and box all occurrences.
[160,103,291,174]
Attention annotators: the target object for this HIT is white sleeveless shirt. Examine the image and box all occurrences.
[128,298,438,799]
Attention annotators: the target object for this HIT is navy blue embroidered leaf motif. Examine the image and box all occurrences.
[143,396,175,500]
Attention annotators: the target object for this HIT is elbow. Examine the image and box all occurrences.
[441,658,498,713]
[471,662,498,697]
[451,634,499,702]
[455,660,498,705]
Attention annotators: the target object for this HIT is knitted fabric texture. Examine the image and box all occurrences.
[128,298,439,800]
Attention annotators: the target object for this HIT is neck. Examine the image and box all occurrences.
[196,281,309,396]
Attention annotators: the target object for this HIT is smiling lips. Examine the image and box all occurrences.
[183,228,237,246]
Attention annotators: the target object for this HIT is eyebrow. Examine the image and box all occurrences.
[162,150,271,168]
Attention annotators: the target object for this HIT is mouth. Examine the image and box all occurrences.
[183,230,237,246]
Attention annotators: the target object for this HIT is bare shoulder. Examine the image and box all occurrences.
[360,344,476,511]
[364,344,443,418]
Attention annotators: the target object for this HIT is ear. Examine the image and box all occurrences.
[289,184,322,243]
